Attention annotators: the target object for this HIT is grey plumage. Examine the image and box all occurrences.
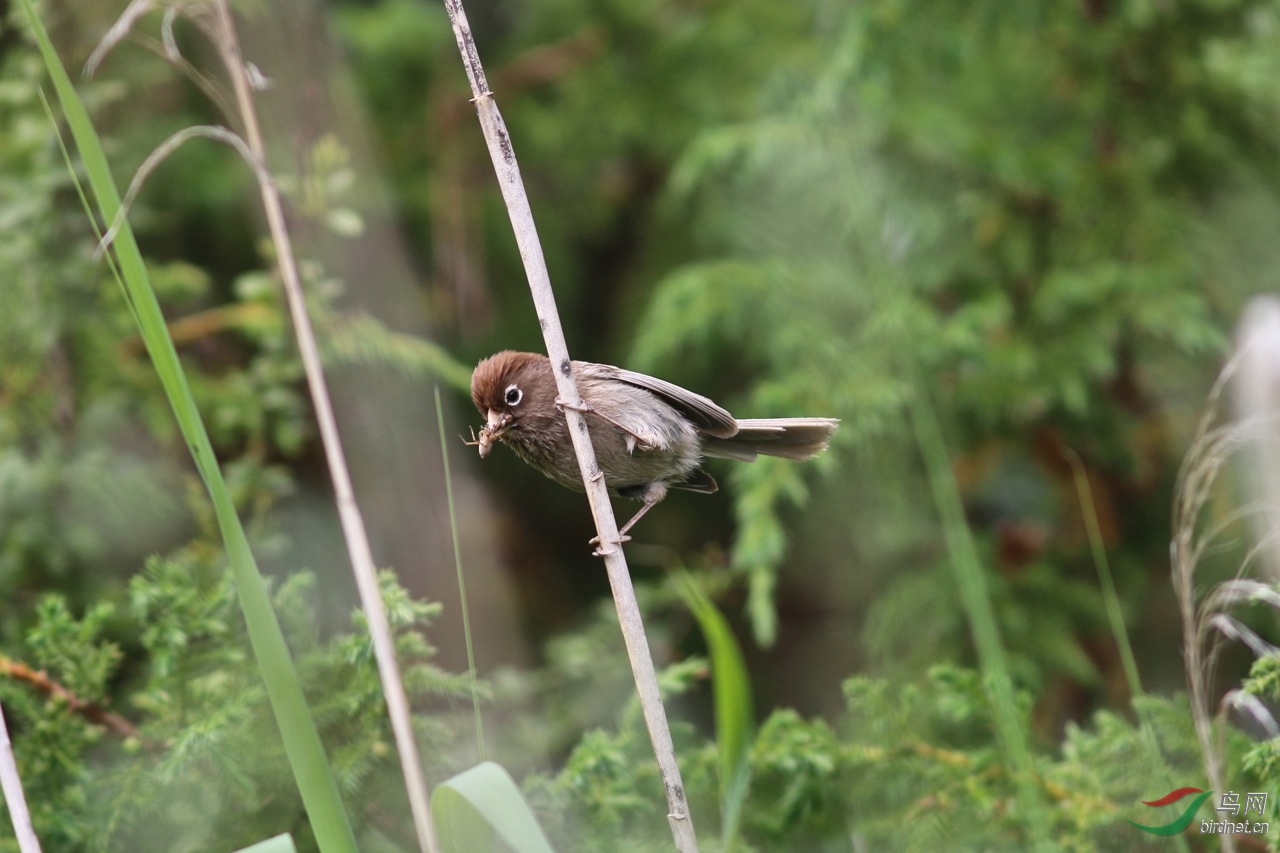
[702,418,843,462]
[471,351,839,536]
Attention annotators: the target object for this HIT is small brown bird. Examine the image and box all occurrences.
[470,350,839,540]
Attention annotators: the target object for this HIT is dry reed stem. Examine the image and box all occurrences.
[439,0,700,848]
[204,1,439,849]
[0,701,42,853]
[92,2,441,848]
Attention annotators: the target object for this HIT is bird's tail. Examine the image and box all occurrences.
[702,418,840,462]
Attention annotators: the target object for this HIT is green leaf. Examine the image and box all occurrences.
[234,835,298,853]
[675,574,754,850]
[433,761,557,853]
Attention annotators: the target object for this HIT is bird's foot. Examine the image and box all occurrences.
[555,397,656,451]
[589,500,656,556]
[590,531,633,557]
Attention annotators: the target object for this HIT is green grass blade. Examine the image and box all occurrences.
[908,391,1050,847]
[675,574,753,850]
[435,386,486,758]
[19,3,357,850]
[1063,449,1143,700]
[432,762,557,853]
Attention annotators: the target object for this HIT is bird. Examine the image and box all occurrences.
[469,350,839,543]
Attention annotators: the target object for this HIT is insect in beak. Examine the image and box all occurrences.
[462,425,489,456]
[468,410,513,458]
[478,425,497,458]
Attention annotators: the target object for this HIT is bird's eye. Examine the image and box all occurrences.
[504,384,522,406]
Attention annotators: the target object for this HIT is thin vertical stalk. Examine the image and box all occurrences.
[438,2,699,849]
[1065,455,1193,850]
[435,386,487,758]
[1171,464,1228,852]
[1062,449,1143,700]
[207,3,437,850]
[0,702,42,853]
[908,391,1050,848]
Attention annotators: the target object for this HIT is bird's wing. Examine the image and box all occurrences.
[575,362,739,438]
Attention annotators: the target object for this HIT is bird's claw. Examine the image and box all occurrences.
[557,397,655,450]
[590,532,632,557]
[555,396,590,414]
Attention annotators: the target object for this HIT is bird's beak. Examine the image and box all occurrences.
[477,409,510,459]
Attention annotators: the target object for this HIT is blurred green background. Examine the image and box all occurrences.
[5,0,1280,849]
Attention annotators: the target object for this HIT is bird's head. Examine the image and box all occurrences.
[469,350,556,457]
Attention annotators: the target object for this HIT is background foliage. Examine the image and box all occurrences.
[6,0,1280,849]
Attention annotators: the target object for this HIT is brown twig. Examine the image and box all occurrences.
[0,656,141,741]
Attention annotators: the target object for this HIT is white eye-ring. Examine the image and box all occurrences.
[504,384,523,406]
